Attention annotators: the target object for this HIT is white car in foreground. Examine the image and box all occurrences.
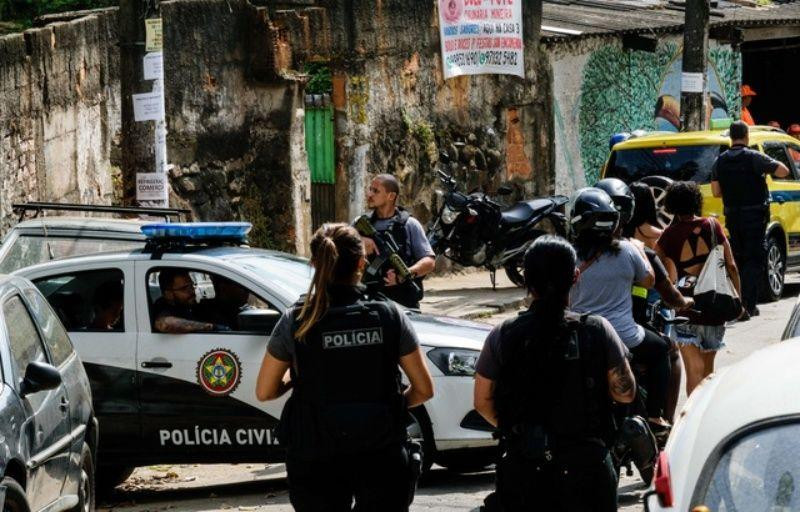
[646,339,800,511]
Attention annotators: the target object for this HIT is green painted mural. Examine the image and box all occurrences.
[578,43,741,185]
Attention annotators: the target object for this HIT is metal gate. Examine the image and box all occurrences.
[305,94,335,230]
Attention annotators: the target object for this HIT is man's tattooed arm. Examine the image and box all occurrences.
[155,315,214,334]
[608,360,636,403]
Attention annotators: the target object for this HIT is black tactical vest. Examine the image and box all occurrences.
[278,286,407,460]
[369,207,424,307]
[493,309,614,450]
[715,146,770,211]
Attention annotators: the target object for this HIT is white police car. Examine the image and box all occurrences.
[13,223,495,489]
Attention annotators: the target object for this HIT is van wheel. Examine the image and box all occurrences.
[407,406,436,474]
[761,234,785,302]
[69,442,95,512]
[640,176,674,229]
[96,465,135,497]
[1,477,31,512]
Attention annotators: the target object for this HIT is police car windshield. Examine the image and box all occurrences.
[231,253,313,302]
[608,145,726,184]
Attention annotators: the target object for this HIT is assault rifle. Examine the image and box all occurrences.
[353,215,421,297]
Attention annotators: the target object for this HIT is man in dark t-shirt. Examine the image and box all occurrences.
[153,269,218,333]
[711,121,790,315]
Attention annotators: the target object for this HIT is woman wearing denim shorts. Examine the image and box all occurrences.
[656,182,743,396]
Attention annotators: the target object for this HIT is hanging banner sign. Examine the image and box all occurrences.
[143,52,164,81]
[136,173,168,202]
[145,18,163,52]
[437,0,524,80]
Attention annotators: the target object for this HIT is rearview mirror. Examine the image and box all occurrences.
[20,361,62,397]
[238,309,282,333]
[497,186,513,196]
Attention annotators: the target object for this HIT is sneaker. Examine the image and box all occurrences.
[739,309,751,322]
[749,306,760,317]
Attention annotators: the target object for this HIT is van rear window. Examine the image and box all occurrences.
[607,145,726,184]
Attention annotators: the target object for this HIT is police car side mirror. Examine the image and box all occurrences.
[238,308,281,333]
[20,361,62,397]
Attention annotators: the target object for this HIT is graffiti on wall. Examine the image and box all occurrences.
[578,43,741,185]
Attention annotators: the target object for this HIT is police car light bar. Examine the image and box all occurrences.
[141,222,252,242]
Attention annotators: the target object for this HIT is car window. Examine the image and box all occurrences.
[23,289,74,366]
[763,144,793,179]
[787,143,800,171]
[4,295,48,382]
[698,422,800,512]
[147,268,279,334]
[607,145,725,184]
[34,269,125,333]
[0,236,142,274]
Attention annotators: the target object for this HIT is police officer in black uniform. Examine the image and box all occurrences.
[711,121,790,317]
[474,235,636,511]
[255,223,434,512]
[362,174,436,309]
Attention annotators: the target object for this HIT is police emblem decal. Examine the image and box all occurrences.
[197,349,242,396]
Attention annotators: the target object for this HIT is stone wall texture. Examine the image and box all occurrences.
[161,0,311,254]
[0,9,121,230]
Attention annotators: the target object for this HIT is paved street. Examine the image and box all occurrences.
[98,272,800,512]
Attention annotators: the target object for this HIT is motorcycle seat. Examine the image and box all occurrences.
[500,198,555,226]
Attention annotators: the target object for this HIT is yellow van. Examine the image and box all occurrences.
[602,127,800,301]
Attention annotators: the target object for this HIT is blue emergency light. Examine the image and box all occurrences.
[141,222,252,242]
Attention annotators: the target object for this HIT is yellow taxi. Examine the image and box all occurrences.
[602,126,800,301]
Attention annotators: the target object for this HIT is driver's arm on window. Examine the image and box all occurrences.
[154,315,214,333]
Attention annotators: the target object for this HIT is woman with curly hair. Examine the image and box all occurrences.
[656,181,742,395]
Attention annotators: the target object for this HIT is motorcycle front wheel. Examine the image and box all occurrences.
[503,220,566,287]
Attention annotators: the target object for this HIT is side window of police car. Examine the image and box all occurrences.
[764,143,795,180]
[4,295,48,384]
[147,268,279,334]
[33,269,125,333]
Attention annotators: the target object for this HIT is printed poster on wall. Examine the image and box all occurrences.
[438,0,524,80]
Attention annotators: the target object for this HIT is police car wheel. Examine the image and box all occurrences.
[1,477,31,512]
[760,234,785,302]
[407,406,435,474]
[96,465,135,496]
[69,442,95,512]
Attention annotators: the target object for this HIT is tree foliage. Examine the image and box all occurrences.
[0,0,116,29]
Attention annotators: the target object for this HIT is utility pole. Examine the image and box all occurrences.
[119,0,168,206]
[680,0,710,132]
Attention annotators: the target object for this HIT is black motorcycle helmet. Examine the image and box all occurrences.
[595,178,635,227]
[567,187,620,240]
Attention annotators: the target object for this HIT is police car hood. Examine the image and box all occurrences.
[406,312,490,351]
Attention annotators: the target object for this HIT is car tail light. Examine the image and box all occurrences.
[464,215,478,224]
[653,451,674,507]
[653,148,678,155]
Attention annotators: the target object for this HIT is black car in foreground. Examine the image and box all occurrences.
[0,275,97,512]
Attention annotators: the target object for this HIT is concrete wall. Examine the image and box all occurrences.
[0,10,121,230]
[549,35,741,194]
[161,0,311,254]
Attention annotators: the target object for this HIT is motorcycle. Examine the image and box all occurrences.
[427,161,568,288]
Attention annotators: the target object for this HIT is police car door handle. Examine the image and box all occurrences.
[141,360,173,369]
[59,396,69,412]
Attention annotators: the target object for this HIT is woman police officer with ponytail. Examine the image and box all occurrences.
[255,223,434,512]
[474,236,636,511]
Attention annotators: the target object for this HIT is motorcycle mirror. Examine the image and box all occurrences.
[497,186,513,196]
